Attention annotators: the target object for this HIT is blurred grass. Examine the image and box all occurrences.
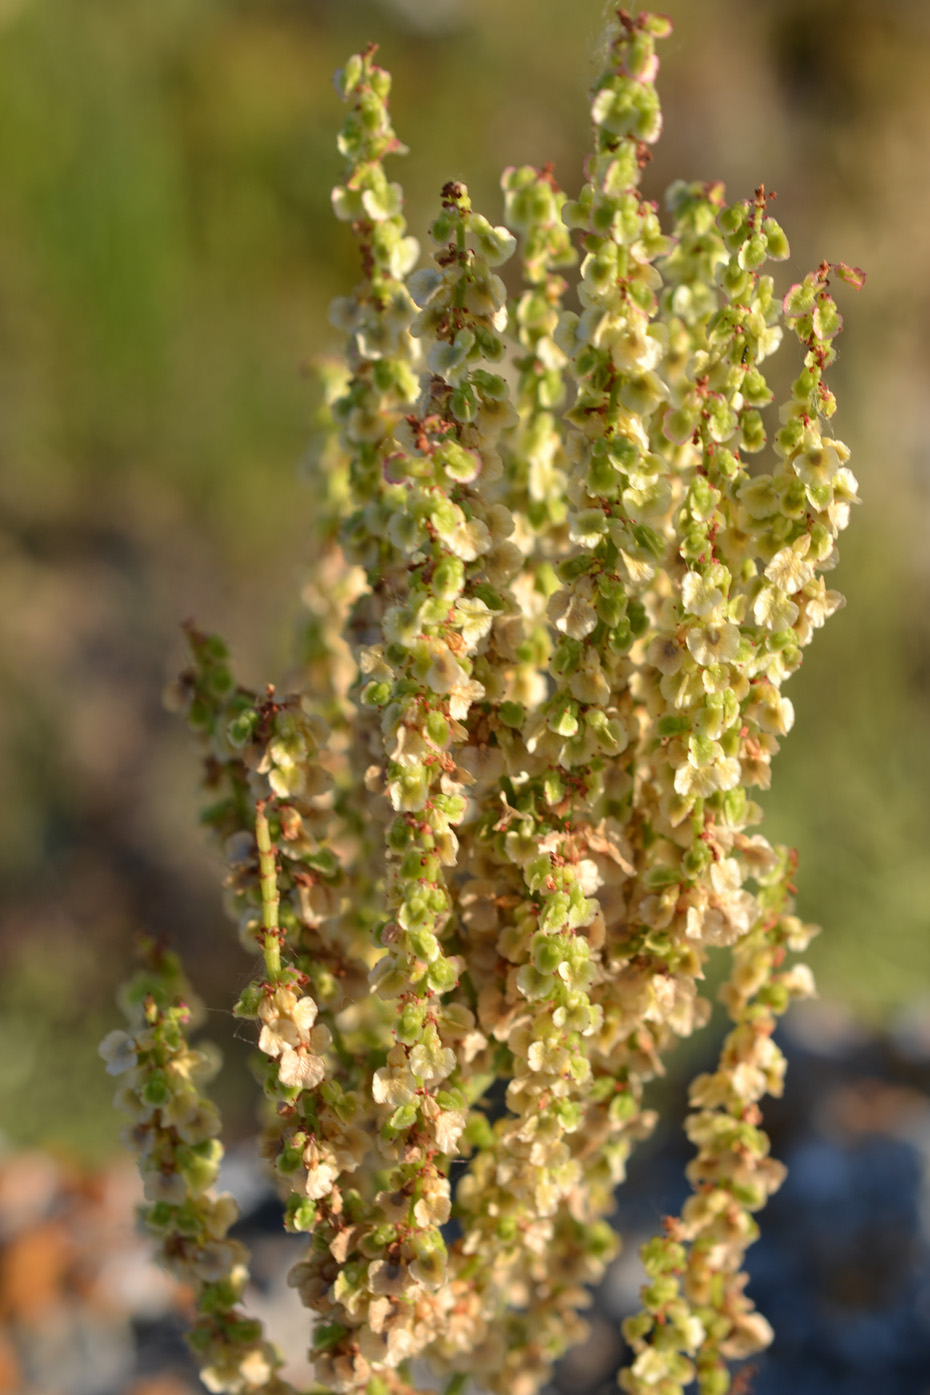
[2,0,929,1158]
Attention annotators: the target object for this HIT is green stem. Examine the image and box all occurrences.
[255,801,282,979]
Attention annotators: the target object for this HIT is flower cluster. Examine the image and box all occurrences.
[100,941,292,1395]
[619,856,817,1394]
[107,9,864,1395]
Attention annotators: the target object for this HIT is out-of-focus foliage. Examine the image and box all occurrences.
[2,0,929,1161]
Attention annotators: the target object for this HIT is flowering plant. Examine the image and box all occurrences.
[101,8,863,1394]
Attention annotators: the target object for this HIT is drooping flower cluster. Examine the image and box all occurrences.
[106,10,864,1395]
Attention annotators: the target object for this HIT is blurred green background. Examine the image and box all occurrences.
[2,0,929,1161]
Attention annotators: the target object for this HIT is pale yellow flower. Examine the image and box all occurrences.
[685,621,740,666]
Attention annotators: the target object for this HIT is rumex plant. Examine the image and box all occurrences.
[101,9,864,1395]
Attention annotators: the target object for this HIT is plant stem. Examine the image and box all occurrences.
[255,801,282,980]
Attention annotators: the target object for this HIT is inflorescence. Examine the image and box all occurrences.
[103,10,863,1395]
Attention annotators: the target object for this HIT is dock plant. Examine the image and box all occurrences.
[102,7,864,1394]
